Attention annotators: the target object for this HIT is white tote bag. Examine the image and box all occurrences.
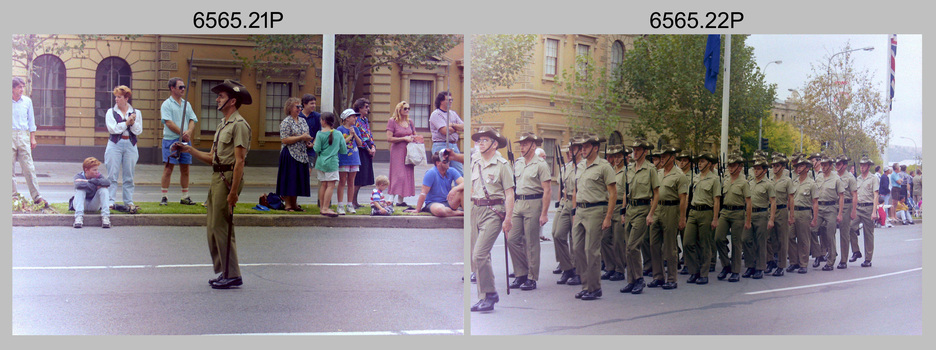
[405,142,426,166]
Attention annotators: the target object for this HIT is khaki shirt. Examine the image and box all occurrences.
[658,166,689,201]
[212,111,252,165]
[722,175,750,207]
[792,176,819,207]
[838,171,858,198]
[857,173,879,204]
[514,156,551,196]
[575,157,616,203]
[559,161,576,198]
[615,165,627,208]
[471,153,514,200]
[772,173,793,207]
[749,176,776,209]
[626,160,660,201]
[691,171,721,207]
[817,172,845,202]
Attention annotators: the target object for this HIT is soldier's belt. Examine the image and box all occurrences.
[659,200,680,206]
[615,200,624,205]
[577,201,609,208]
[472,198,504,206]
[817,200,837,206]
[843,199,853,204]
[858,202,875,207]
[515,193,544,201]
[691,205,713,212]
[794,206,812,211]
[723,205,745,211]
[752,207,768,213]
[628,199,651,206]
[212,164,234,172]
[775,204,788,210]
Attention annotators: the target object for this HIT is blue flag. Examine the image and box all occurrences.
[704,34,720,94]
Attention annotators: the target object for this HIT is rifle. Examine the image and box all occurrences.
[556,144,565,208]
[718,153,726,197]
[505,140,517,295]
[686,152,695,218]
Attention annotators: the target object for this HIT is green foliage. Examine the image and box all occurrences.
[793,43,889,159]
[617,35,776,154]
[12,193,56,214]
[471,34,536,123]
[12,34,139,94]
[552,53,629,137]
[45,201,429,216]
[741,116,821,157]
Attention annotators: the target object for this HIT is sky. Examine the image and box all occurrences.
[745,34,922,150]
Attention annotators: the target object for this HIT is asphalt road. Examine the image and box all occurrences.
[469,221,922,335]
[12,225,464,335]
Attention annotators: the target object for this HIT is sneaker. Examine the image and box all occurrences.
[346,204,356,215]
[101,215,111,229]
[159,197,168,206]
[73,215,83,228]
[180,197,196,205]
[336,204,346,215]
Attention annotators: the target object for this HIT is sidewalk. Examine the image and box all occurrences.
[15,160,435,187]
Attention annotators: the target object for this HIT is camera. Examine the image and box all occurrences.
[170,141,189,159]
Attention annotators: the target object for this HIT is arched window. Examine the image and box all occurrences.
[32,54,66,128]
[608,130,623,146]
[95,57,132,128]
[611,40,625,67]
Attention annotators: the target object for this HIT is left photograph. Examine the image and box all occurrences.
[11,34,465,335]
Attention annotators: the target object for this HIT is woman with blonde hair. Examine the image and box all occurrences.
[275,97,313,211]
[104,85,142,213]
[386,101,422,207]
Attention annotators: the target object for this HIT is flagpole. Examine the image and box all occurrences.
[720,34,732,160]
[884,34,895,166]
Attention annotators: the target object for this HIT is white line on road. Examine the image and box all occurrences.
[209,329,464,336]
[745,267,922,295]
[905,238,923,241]
[13,262,463,271]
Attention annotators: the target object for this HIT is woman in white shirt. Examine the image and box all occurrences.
[104,85,143,212]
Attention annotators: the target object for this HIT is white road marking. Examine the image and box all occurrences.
[905,238,923,241]
[745,267,922,295]
[209,329,463,336]
[13,262,463,271]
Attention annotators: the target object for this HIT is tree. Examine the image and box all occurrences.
[551,50,629,137]
[470,34,536,123]
[793,44,889,161]
[617,35,776,155]
[240,35,461,112]
[741,116,820,157]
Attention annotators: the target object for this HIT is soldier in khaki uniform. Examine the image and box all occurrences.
[570,134,617,300]
[768,155,793,276]
[807,152,827,267]
[835,155,858,269]
[647,145,688,289]
[714,155,751,282]
[788,156,820,274]
[469,127,514,312]
[854,156,878,267]
[506,132,552,291]
[553,142,582,284]
[741,158,776,279]
[815,156,845,271]
[676,151,694,275]
[178,80,252,289]
[600,144,629,282]
[684,153,721,284]
[620,139,659,294]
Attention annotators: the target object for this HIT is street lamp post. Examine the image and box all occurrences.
[759,60,782,151]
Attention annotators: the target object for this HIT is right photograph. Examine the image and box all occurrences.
[467,34,922,335]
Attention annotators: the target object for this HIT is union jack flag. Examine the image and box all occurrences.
[889,34,897,111]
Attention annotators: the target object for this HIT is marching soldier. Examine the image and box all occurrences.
[676,151,695,275]
[714,154,751,282]
[853,155,878,267]
[768,154,793,276]
[507,132,552,291]
[835,155,858,269]
[815,155,845,271]
[570,134,617,300]
[553,141,582,285]
[602,144,629,282]
[788,156,819,274]
[620,138,659,294]
[469,127,514,312]
[684,152,721,284]
[807,152,827,267]
[177,80,252,289]
[647,145,688,289]
[741,157,776,279]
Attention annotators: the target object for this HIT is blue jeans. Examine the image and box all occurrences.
[74,188,110,216]
[105,139,138,206]
[432,143,463,176]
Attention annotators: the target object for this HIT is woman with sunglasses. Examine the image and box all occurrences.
[386,101,422,208]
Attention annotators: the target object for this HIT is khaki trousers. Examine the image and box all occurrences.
[507,198,543,281]
[715,209,745,273]
[790,209,813,267]
[684,209,714,277]
[768,207,790,268]
[206,171,243,279]
[856,205,875,261]
[649,205,680,282]
[12,130,41,201]
[551,200,575,272]
[838,202,854,264]
[817,205,839,268]
[742,211,770,270]
[601,204,624,273]
[471,205,504,298]
[623,204,651,283]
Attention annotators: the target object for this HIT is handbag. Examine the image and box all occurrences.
[404,122,426,166]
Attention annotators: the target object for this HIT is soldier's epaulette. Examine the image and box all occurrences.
[495,156,508,164]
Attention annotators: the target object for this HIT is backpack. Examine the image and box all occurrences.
[259,192,284,210]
